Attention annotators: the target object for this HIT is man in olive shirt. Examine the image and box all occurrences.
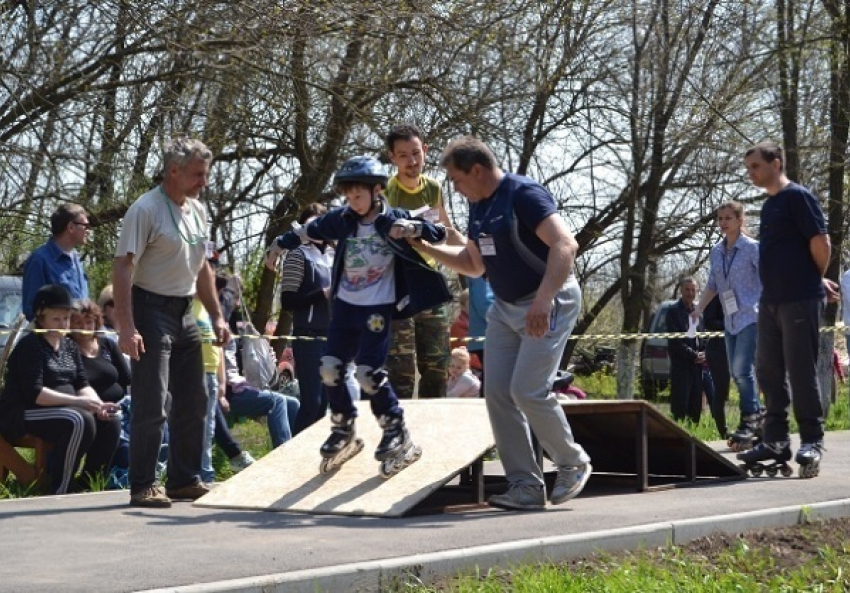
[383,124,454,398]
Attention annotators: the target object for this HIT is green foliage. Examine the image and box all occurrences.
[0,473,41,499]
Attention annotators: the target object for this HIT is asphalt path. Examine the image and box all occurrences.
[1,433,848,592]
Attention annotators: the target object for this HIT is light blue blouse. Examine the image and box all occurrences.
[706,234,761,335]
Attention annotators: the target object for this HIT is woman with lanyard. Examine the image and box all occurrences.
[693,201,763,452]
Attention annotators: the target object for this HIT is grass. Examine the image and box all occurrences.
[404,537,850,592]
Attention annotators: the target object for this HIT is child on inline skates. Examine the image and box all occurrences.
[265,156,452,477]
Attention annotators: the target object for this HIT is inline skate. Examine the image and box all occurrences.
[737,441,793,477]
[727,411,764,453]
[375,414,422,479]
[319,413,364,474]
[795,442,823,479]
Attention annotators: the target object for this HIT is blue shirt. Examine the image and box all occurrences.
[22,238,89,320]
[466,275,494,353]
[469,173,556,302]
[758,183,826,304]
[705,234,761,334]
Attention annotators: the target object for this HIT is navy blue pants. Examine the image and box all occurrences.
[325,300,401,419]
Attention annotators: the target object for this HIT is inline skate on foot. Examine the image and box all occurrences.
[319,413,364,474]
[375,414,422,479]
[737,441,793,477]
[727,412,763,453]
[795,442,823,479]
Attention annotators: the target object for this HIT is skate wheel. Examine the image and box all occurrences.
[780,465,794,478]
[798,464,819,479]
[766,467,777,477]
[319,458,335,474]
[379,458,394,479]
[750,466,763,477]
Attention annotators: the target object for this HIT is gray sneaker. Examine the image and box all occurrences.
[550,462,592,505]
[487,483,545,510]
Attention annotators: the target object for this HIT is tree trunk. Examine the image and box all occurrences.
[616,340,640,401]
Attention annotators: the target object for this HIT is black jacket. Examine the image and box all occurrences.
[665,298,703,365]
[274,199,451,319]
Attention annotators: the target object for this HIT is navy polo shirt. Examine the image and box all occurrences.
[758,182,826,304]
[469,173,555,302]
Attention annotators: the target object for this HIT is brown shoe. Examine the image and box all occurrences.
[166,481,210,501]
[130,485,172,508]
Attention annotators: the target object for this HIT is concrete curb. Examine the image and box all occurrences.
[141,498,850,593]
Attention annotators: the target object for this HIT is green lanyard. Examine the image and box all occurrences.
[160,186,205,245]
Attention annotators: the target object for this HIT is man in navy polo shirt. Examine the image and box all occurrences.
[22,203,90,320]
[737,141,838,478]
[414,136,591,510]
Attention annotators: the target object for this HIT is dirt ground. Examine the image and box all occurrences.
[678,516,850,570]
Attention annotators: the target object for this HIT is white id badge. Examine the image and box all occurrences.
[479,235,496,256]
[721,290,739,315]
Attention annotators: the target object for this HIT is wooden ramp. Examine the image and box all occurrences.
[561,400,746,491]
[195,399,495,517]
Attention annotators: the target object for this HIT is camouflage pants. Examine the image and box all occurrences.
[386,304,450,398]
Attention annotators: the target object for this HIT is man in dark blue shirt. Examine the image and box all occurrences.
[22,204,90,320]
[416,136,591,510]
[738,141,838,478]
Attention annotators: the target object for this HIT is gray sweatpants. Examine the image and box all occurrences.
[484,276,589,488]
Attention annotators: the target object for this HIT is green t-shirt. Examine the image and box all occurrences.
[385,175,442,217]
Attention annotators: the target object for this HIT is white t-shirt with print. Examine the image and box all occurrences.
[337,222,395,306]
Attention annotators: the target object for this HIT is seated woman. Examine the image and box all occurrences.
[70,300,130,404]
[0,285,121,494]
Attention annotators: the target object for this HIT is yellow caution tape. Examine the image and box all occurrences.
[7,323,848,343]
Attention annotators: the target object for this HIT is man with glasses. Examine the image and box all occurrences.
[22,203,90,320]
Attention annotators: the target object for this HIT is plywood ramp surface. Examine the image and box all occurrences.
[195,399,494,517]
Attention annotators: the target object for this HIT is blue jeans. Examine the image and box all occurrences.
[292,330,328,435]
[228,388,299,448]
[725,323,759,415]
[201,373,219,483]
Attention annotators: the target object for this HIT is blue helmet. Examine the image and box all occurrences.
[332,156,389,191]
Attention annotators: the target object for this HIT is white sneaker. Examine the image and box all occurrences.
[229,451,256,472]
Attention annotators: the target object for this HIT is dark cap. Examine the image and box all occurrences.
[33,284,74,312]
